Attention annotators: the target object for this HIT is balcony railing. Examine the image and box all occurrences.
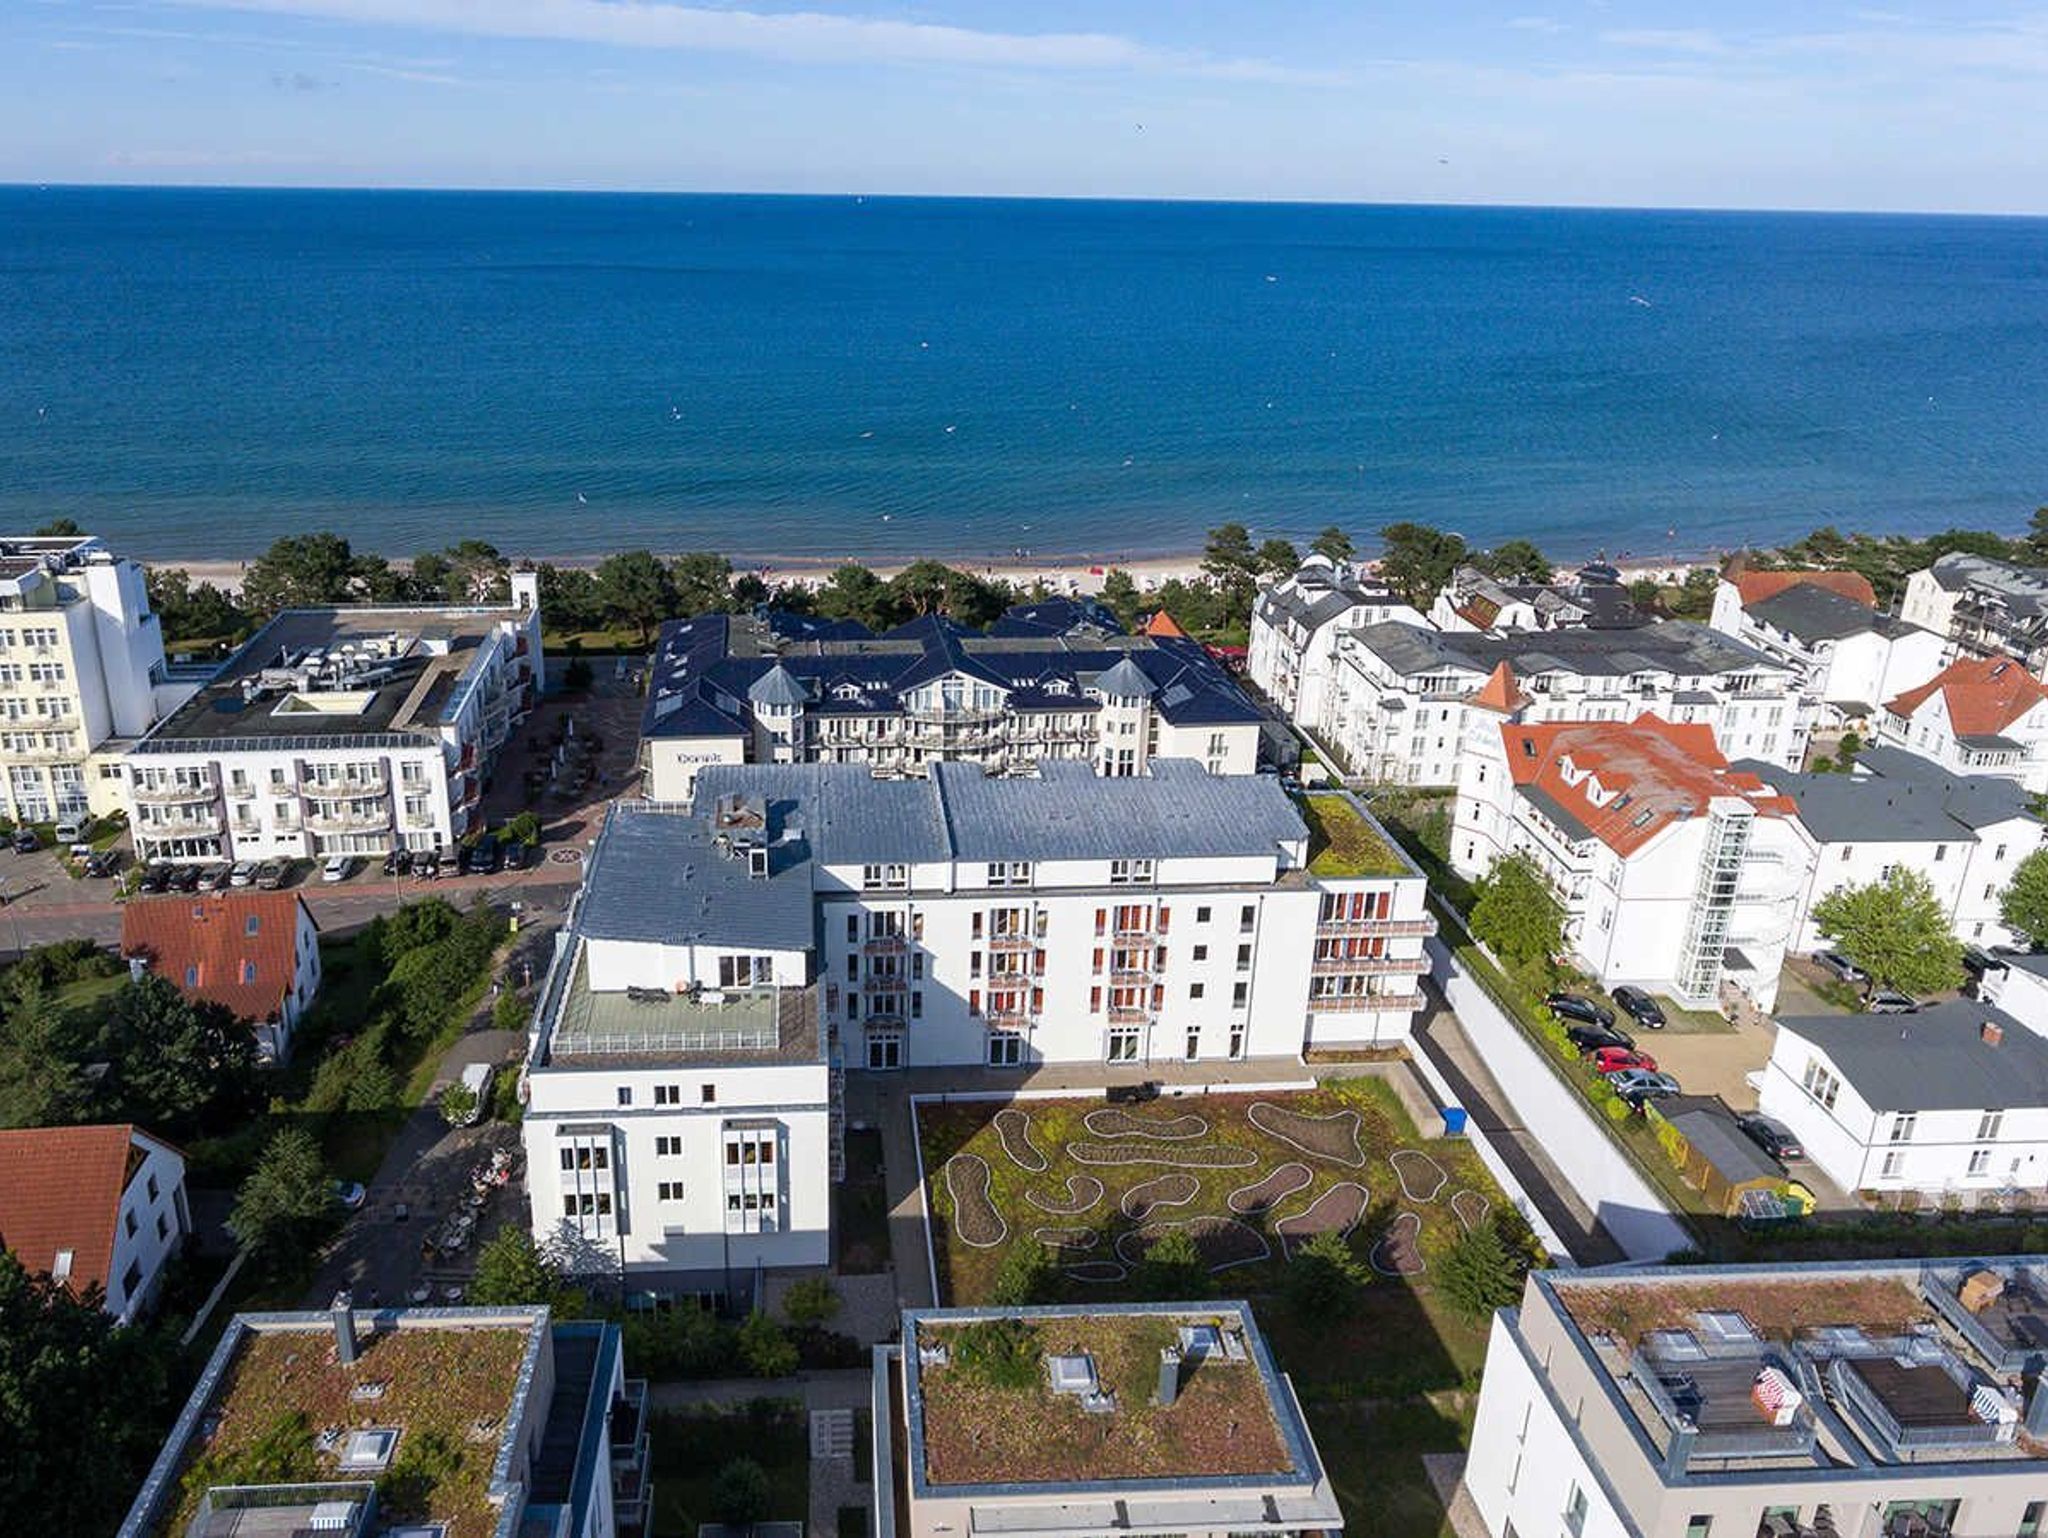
[865,975,908,993]
[139,810,225,836]
[1109,968,1157,987]
[306,808,391,834]
[985,1009,1036,1031]
[131,780,216,804]
[1310,992,1424,1013]
[1111,919,1155,940]
[905,704,1003,726]
[863,935,908,955]
[1107,1005,1152,1025]
[299,770,388,796]
[987,933,1037,953]
[1313,954,1430,975]
[1315,915,1437,938]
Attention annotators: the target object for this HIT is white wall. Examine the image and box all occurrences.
[105,1134,188,1324]
[1466,1311,1630,1538]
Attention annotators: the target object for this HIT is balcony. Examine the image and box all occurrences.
[139,808,223,836]
[1111,917,1155,940]
[1313,954,1430,975]
[1315,915,1437,938]
[1310,992,1424,1012]
[132,780,216,804]
[865,975,908,993]
[306,807,391,834]
[985,1009,1036,1031]
[863,935,908,956]
[299,768,387,796]
[905,704,1003,726]
[1107,1005,1152,1025]
[1109,967,1157,987]
[987,933,1038,953]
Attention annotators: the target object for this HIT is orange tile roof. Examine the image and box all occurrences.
[1736,570,1876,609]
[1502,717,1795,857]
[1142,610,1188,638]
[121,891,315,1024]
[1885,654,2048,738]
[1470,660,1527,715]
[0,1124,148,1300]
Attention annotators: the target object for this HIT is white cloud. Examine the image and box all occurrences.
[1598,28,1731,56]
[153,0,1322,80]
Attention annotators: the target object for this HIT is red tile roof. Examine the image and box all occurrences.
[0,1124,150,1299]
[1885,654,2048,738]
[1470,661,1527,715]
[1735,570,1876,609]
[1502,717,1795,857]
[1143,610,1189,638]
[121,891,315,1024]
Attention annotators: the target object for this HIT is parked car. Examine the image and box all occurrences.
[1566,1021,1637,1054]
[1591,1046,1660,1075]
[332,1180,368,1211]
[415,851,442,881]
[321,855,356,884]
[463,835,501,876]
[228,859,259,887]
[1866,990,1920,1015]
[169,864,203,893]
[82,849,119,878]
[1814,950,1869,985]
[1735,1112,1804,1163]
[500,840,527,871]
[199,863,233,892]
[138,862,173,894]
[253,858,287,890]
[381,847,413,877]
[1609,1068,1681,1103]
[11,828,39,854]
[1610,986,1667,1029]
[1546,991,1615,1027]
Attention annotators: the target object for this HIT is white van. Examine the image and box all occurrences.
[457,1062,495,1125]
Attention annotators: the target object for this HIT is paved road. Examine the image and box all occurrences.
[1410,992,1627,1267]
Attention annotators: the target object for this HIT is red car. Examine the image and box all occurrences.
[1592,1046,1659,1075]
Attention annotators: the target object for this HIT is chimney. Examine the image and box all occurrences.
[1157,1346,1182,1408]
[1983,1019,2005,1048]
[331,1290,360,1366]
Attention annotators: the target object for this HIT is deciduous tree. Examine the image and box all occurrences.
[1813,867,1964,995]
[1469,853,1564,971]
[594,550,677,643]
[1375,522,1468,608]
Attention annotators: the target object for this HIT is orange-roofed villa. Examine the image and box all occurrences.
[1880,655,2048,792]
[1452,716,1813,1012]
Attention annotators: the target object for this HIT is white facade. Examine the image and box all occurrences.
[1316,621,1811,788]
[1452,719,1809,1010]
[1878,658,2048,794]
[1709,576,1946,720]
[0,1124,190,1325]
[0,534,191,824]
[1759,1002,2048,1199]
[1469,1261,2048,1538]
[1247,556,1424,724]
[1901,553,2048,677]
[124,573,542,863]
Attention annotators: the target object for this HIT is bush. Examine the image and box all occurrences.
[621,1307,739,1379]
[1438,1225,1527,1319]
[1283,1229,1368,1319]
[1603,1095,1634,1124]
[709,1458,772,1525]
[503,811,541,846]
[438,1083,479,1127]
[952,1317,1041,1390]
[738,1309,798,1378]
[781,1275,841,1326]
[491,990,528,1033]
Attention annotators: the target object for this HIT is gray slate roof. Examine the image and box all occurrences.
[1346,619,1782,683]
[1739,751,2038,845]
[1744,585,1895,645]
[1778,1001,2048,1111]
[577,805,819,952]
[1659,1097,1782,1187]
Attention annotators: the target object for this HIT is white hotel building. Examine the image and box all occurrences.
[122,573,542,863]
[1469,1259,2048,1538]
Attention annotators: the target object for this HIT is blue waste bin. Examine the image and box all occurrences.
[1441,1106,1469,1137]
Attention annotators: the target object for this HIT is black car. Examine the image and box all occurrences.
[415,851,442,881]
[465,835,502,876]
[1611,986,1667,1029]
[169,864,203,893]
[1566,1021,1637,1054]
[1736,1112,1804,1163]
[381,847,413,877]
[82,849,119,878]
[1545,991,1615,1028]
[138,862,173,893]
[499,840,527,871]
[11,828,39,854]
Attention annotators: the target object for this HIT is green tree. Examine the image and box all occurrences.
[1255,538,1301,577]
[1201,523,1260,629]
[241,532,361,612]
[813,564,900,630]
[1628,576,1664,613]
[669,551,737,615]
[535,563,605,632]
[147,567,253,650]
[781,1276,841,1326]
[1665,567,1720,619]
[228,1128,334,1260]
[1375,522,1468,608]
[2001,848,2048,949]
[1475,538,1552,583]
[471,1226,582,1310]
[0,979,91,1129]
[0,1250,173,1534]
[32,517,82,537]
[595,550,678,644]
[2028,507,2048,563]
[1282,1229,1367,1319]
[438,1083,479,1127]
[98,974,259,1136]
[737,1309,799,1378]
[710,1458,773,1525]
[1099,569,1143,630]
[988,1235,1056,1307]
[1133,1227,1206,1299]
[1310,526,1355,564]
[442,540,510,604]
[1813,867,1965,995]
[1437,1224,1526,1319]
[1469,853,1564,971]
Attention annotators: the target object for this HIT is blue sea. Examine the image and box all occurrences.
[1,188,2045,565]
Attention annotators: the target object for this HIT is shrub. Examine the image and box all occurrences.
[1283,1229,1368,1319]
[492,989,529,1033]
[738,1310,798,1379]
[709,1458,772,1525]
[503,811,541,846]
[952,1317,1041,1390]
[438,1083,479,1127]
[1438,1224,1527,1319]
[622,1307,739,1379]
[1603,1095,1634,1124]
[781,1275,841,1326]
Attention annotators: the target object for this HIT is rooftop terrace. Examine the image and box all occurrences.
[905,1304,1305,1490]
[541,941,820,1067]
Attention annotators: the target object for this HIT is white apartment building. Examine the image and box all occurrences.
[1901,552,2048,676]
[876,1301,1343,1538]
[1429,561,1647,635]
[1469,1259,2048,1538]
[123,573,542,863]
[0,534,193,825]
[1316,621,1810,787]
[1710,571,1945,723]
[1247,555,1424,723]
[1879,656,2048,794]
[0,1123,190,1324]
[1452,718,1810,1011]
[1747,746,2045,953]
[1761,1002,2048,1199]
[642,603,1263,803]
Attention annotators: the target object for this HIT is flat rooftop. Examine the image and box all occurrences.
[904,1303,1311,1491]
[140,604,520,749]
[135,1306,544,1538]
[1542,1262,2048,1472]
[542,941,821,1067]
[1297,791,1413,878]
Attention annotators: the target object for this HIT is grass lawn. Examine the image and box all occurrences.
[1298,792,1412,877]
[1309,1395,1474,1538]
[51,970,127,1021]
[649,1399,809,1538]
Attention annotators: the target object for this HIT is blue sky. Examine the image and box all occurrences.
[5,1,2047,210]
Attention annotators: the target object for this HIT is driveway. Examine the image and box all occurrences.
[1640,1013,1777,1112]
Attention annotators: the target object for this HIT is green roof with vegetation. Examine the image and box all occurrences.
[1299,793,1410,878]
